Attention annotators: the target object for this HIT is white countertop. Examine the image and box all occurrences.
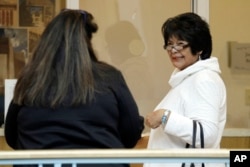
[1,128,250,137]
[222,128,250,137]
[0,128,3,136]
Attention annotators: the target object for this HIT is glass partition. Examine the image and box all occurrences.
[0,0,192,132]
[0,0,66,127]
[210,0,250,128]
[79,0,192,132]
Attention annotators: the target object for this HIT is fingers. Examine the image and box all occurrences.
[145,109,166,129]
[145,114,160,129]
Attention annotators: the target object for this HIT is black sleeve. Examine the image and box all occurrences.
[115,72,144,148]
[4,100,22,149]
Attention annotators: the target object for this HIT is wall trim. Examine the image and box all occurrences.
[191,0,209,22]
[66,0,79,9]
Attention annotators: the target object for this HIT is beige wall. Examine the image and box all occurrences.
[78,0,250,131]
[210,0,250,128]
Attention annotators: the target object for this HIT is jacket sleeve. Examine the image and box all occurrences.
[115,72,144,148]
[4,100,22,149]
[164,76,226,148]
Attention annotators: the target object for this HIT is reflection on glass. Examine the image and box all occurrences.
[105,21,154,129]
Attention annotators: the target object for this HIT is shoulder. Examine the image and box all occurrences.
[94,61,125,87]
[194,69,224,85]
[95,61,122,77]
[192,70,226,96]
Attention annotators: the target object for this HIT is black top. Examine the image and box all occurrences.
[4,64,144,167]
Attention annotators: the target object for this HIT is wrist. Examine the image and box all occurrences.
[161,109,171,128]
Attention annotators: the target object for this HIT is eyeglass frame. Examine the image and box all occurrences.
[163,43,189,51]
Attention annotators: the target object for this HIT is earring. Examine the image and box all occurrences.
[198,51,202,60]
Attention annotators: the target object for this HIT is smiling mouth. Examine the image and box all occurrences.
[172,56,184,59]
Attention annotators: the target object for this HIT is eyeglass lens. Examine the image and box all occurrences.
[163,43,189,51]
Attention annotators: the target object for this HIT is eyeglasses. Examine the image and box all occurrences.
[163,43,189,51]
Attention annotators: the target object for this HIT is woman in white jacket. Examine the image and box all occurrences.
[144,12,227,167]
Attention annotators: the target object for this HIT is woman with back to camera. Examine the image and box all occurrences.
[4,9,144,167]
[144,12,227,167]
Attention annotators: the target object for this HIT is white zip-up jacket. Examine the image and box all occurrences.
[144,57,227,167]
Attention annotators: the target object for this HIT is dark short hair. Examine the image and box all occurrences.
[161,12,212,60]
